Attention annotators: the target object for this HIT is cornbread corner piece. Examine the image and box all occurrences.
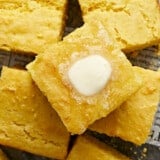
[0,0,67,55]
[27,37,142,134]
[90,67,160,145]
[0,67,70,159]
[0,149,9,160]
[78,0,160,52]
[66,134,130,160]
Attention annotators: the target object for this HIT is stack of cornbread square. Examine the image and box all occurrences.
[0,0,160,159]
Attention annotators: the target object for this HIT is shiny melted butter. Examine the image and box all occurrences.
[68,55,112,96]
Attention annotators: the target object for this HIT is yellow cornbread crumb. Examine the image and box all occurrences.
[0,66,70,159]
[78,0,160,52]
[0,0,67,54]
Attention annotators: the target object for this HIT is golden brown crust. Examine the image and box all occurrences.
[67,134,130,160]
[90,67,160,145]
[0,67,70,159]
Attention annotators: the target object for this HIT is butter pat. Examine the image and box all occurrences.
[68,55,112,96]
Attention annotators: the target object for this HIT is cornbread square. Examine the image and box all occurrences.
[0,0,67,55]
[67,135,130,160]
[90,67,160,145]
[27,36,141,134]
[0,150,8,160]
[78,0,160,52]
[0,67,70,159]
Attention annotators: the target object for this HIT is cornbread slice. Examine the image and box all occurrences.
[90,67,160,145]
[0,0,67,54]
[78,0,160,52]
[0,67,70,159]
[67,135,130,160]
[27,35,141,134]
[0,150,8,160]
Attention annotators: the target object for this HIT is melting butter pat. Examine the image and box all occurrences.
[68,55,112,96]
